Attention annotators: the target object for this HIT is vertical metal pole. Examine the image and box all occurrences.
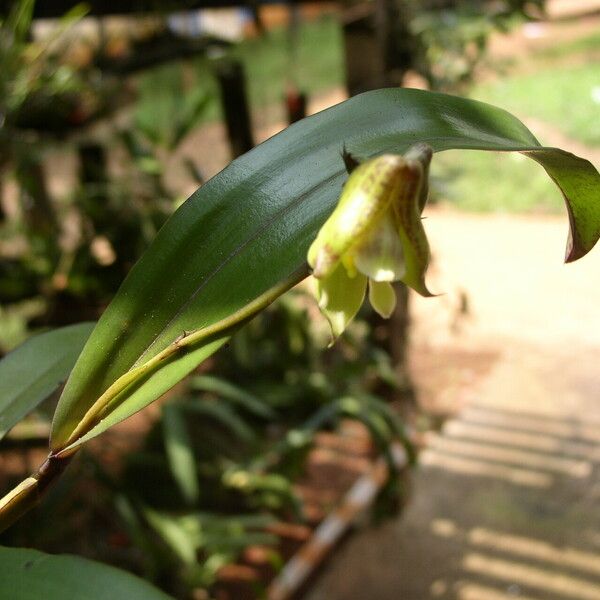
[213,58,254,159]
[0,178,6,223]
[285,87,307,124]
[16,154,56,236]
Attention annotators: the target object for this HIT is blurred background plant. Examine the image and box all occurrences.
[0,0,208,351]
[408,0,546,91]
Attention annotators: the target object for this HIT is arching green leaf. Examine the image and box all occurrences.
[0,546,172,600]
[51,88,600,451]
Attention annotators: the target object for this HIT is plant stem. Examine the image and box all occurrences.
[0,266,308,533]
[0,453,72,534]
[58,266,309,451]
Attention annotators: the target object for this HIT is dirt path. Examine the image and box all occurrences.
[305,208,600,600]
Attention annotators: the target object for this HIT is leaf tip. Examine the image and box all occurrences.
[563,226,598,263]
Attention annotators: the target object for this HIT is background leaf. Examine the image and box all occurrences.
[0,546,173,600]
[0,323,94,440]
[190,375,275,419]
[51,88,600,451]
[162,405,200,505]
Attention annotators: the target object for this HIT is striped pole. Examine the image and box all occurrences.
[267,443,407,600]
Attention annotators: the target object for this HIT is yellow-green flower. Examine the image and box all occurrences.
[308,143,433,339]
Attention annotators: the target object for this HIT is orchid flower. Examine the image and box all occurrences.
[308,143,434,339]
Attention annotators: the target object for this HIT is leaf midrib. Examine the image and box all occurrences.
[134,168,343,367]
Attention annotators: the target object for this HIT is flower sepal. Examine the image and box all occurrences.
[308,143,434,340]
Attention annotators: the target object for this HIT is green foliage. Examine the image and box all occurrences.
[431,150,564,213]
[534,29,600,61]
[431,25,600,214]
[191,375,275,419]
[0,546,172,600]
[134,66,210,152]
[411,7,498,89]
[3,3,598,597]
[0,322,93,440]
[162,405,200,505]
[410,0,545,90]
[141,509,277,589]
[0,0,172,337]
[0,0,93,322]
[0,0,93,130]
[234,14,344,110]
[473,62,600,147]
[0,0,221,352]
[0,79,599,596]
[133,15,344,130]
[48,88,600,454]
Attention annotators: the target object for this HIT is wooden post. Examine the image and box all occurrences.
[341,0,415,95]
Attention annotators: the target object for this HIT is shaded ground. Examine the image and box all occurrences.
[305,208,600,600]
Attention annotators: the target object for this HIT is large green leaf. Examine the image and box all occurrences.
[0,323,94,441]
[0,546,172,600]
[51,88,600,451]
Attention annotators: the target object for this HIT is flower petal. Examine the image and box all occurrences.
[392,147,435,297]
[353,213,405,282]
[307,156,401,279]
[316,263,367,340]
[368,280,397,318]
